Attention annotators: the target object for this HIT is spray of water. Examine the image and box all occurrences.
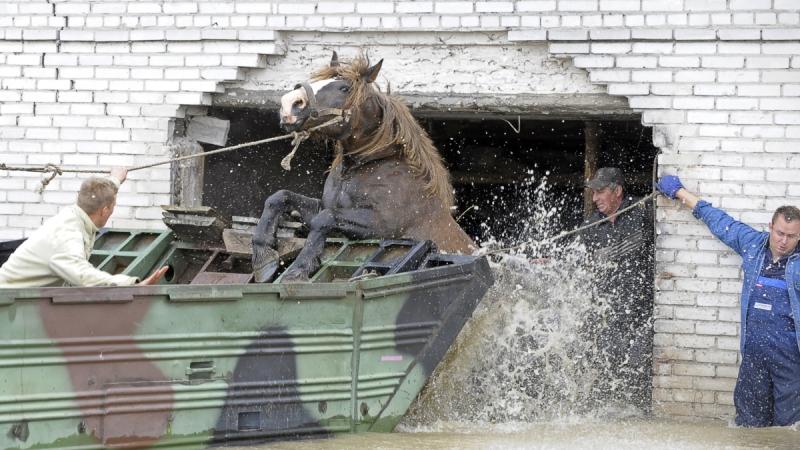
[403,177,650,428]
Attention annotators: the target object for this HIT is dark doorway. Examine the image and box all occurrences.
[198,108,658,245]
[199,107,331,220]
[420,117,658,243]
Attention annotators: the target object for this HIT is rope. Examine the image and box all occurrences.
[0,116,343,191]
[484,191,658,255]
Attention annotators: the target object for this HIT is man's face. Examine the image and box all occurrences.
[592,185,623,216]
[768,215,800,258]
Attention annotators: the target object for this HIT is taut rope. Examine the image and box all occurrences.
[0,116,342,193]
[483,191,658,255]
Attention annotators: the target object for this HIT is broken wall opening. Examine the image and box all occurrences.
[194,108,659,245]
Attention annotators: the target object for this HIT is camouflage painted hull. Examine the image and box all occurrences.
[0,230,493,449]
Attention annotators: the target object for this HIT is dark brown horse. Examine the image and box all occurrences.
[252,52,475,282]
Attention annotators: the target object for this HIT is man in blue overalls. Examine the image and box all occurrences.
[658,175,800,427]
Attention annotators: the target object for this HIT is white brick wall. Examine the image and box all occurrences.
[1,0,799,421]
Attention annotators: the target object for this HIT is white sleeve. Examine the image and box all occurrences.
[48,227,138,287]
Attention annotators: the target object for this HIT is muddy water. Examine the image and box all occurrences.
[240,419,799,450]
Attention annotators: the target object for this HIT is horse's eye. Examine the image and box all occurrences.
[339,85,350,93]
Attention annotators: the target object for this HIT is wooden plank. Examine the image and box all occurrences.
[583,121,599,219]
[222,229,305,258]
[186,115,230,146]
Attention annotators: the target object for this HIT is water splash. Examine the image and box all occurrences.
[404,177,651,427]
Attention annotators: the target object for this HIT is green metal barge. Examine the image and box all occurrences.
[0,220,492,449]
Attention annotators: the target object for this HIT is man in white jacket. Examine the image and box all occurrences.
[0,168,167,287]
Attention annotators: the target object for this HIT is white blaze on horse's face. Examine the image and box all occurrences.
[279,79,337,126]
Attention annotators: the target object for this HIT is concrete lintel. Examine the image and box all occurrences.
[213,89,635,120]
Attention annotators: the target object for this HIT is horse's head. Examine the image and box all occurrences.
[280,51,383,140]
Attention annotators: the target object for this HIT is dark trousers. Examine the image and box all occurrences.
[734,332,800,427]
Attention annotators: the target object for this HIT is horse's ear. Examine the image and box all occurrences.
[364,59,383,83]
[330,51,339,67]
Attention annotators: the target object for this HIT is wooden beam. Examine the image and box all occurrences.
[170,137,205,207]
[583,121,599,219]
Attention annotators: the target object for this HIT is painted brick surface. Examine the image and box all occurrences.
[1,0,799,421]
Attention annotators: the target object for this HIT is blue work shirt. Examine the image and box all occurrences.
[692,200,800,354]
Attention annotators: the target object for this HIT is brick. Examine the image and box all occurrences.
[763,43,800,55]
[694,378,736,392]
[674,97,714,110]
[729,111,773,124]
[631,28,673,40]
[674,43,717,54]
[507,29,547,40]
[132,129,169,142]
[163,2,197,13]
[617,56,658,68]
[130,30,165,41]
[765,141,799,153]
[674,70,716,82]
[600,0,639,11]
[7,54,42,66]
[717,70,759,83]
[696,322,739,336]
[132,42,167,53]
[742,183,795,197]
[221,54,264,68]
[629,96,671,108]
[22,91,56,103]
[675,250,718,265]
[517,1,556,12]
[591,42,631,54]
[701,56,744,69]
[675,306,717,326]
[277,2,315,14]
[716,98,758,110]
[165,92,212,105]
[761,98,800,110]
[88,117,123,128]
[589,29,630,40]
[696,293,738,308]
[549,42,589,53]
[674,28,717,40]
[719,139,764,153]
[687,111,728,124]
[673,363,715,377]
[693,84,735,96]
[659,56,699,68]
[655,319,696,334]
[643,110,684,124]
[653,375,694,390]
[674,334,716,348]
[607,83,649,95]
[763,29,800,40]
[642,0,683,11]
[165,29,201,41]
[22,29,57,41]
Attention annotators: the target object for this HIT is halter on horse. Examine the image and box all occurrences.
[251,52,475,282]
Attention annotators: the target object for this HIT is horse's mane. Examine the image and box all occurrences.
[311,56,455,208]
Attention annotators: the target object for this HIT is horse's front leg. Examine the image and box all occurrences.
[252,189,321,282]
[281,208,378,282]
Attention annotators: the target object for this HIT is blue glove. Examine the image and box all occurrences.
[657,175,684,199]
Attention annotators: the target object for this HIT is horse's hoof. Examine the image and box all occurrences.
[252,247,280,283]
[280,269,310,283]
[254,261,281,283]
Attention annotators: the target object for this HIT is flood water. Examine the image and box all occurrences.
[243,180,799,449]
[238,418,799,450]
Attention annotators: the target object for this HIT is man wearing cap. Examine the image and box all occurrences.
[657,175,800,427]
[581,167,654,411]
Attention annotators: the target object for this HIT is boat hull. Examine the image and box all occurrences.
[0,231,492,449]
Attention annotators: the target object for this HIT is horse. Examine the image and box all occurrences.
[251,52,475,282]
